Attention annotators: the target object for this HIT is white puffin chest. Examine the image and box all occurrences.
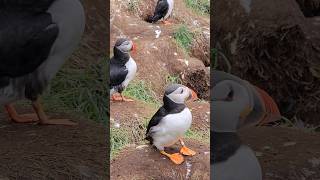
[122,57,137,87]
[157,108,192,142]
[164,0,174,20]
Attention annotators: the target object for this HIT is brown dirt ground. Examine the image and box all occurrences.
[0,107,107,179]
[110,100,210,179]
[239,126,320,180]
[110,100,210,132]
[110,139,210,180]
[213,0,320,124]
[110,0,210,97]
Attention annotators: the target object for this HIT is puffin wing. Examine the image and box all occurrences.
[0,0,55,12]
[0,10,59,78]
[146,106,167,141]
[110,58,128,87]
[148,0,169,22]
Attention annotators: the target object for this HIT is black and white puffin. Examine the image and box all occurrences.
[146,0,174,25]
[211,70,281,179]
[0,0,85,125]
[146,84,198,165]
[110,38,137,102]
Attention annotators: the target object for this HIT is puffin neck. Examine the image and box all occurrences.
[113,47,130,65]
[211,131,242,164]
[163,95,186,113]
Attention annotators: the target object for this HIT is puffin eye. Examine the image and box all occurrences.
[180,89,184,94]
[226,89,233,101]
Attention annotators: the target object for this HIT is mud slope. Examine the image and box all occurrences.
[110,0,210,178]
[111,140,210,180]
[239,127,320,180]
[0,110,107,179]
[110,0,210,97]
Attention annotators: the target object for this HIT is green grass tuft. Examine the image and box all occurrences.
[173,25,194,53]
[165,75,182,85]
[186,129,210,143]
[42,59,108,124]
[128,0,140,13]
[185,0,210,15]
[123,80,160,105]
[111,127,129,158]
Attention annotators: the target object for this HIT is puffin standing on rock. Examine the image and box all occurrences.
[0,0,85,125]
[146,0,174,25]
[110,38,137,102]
[211,70,281,179]
[146,84,198,165]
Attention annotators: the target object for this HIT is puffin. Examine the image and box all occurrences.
[211,70,281,179]
[0,0,85,125]
[146,84,198,165]
[146,0,174,25]
[110,38,137,102]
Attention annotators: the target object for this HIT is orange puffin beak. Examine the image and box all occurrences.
[188,88,199,101]
[254,86,281,125]
[131,42,137,54]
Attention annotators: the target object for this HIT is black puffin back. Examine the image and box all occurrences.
[211,131,242,164]
[146,95,186,144]
[0,0,59,99]
[0,5,59,79]
[0,0,55,12]
[146,0,169,23]
[110,46,130,87]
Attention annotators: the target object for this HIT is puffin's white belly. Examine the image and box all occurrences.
[0,84,21,105]
[153,108,192,148]
[122,57,137,88]
[211,145,262,180]
[164,0,174,20]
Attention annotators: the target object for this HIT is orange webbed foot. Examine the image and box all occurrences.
[161,151,184,165]
[162,20,172,25]
[10,113,38,123]
[111,94,123,101]
[39,119,77,126]
[5,104,38,123]
[180,146,196,156]
[121,94,134,102]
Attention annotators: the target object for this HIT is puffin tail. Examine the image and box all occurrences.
[145,135,153,145]
[145,14,162,23]
[254,86,282,125]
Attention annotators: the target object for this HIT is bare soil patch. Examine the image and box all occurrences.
[239,127,320,179]
[0,108,107,179]
[111,139,210,180]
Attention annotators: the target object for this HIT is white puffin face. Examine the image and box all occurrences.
[165,85,192,104]
[116,39,134,53]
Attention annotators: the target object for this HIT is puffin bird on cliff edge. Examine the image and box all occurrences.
[110,38,137,102]
[211,70,281,180]
[146,0,174,25]
[0,0,85,125]
[146,84,198,165]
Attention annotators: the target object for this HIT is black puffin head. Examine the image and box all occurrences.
[113,38,135,64]
[162,84,192,113]
[164,84,192,103]
[114,38,134,54]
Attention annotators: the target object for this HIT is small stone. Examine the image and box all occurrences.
[136,145,148,149]
[255,151,263,157]
[283,142,296,147]
[114,123,120,128]
[263,146,271,151]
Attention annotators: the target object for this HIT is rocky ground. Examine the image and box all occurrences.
[110,0,210,179]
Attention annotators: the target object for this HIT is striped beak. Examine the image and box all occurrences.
[187,88,199,101]
[254,86,281,125]
[131,42,137,53]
